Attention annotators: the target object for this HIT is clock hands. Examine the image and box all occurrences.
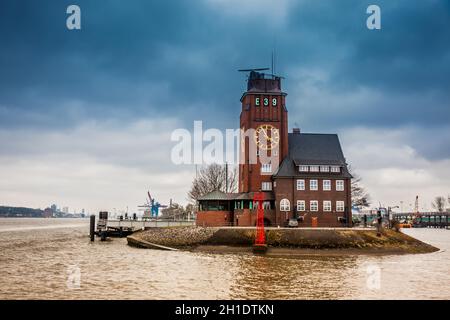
[254,125,279,150]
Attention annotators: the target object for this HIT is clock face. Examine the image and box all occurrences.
[254,124,280,151]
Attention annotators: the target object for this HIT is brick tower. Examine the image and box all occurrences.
[239,71,288,193]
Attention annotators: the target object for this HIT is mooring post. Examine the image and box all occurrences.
[90,214,95,241]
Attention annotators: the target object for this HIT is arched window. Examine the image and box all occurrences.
[280,199,290,211]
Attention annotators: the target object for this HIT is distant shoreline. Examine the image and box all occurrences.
[0,216,88,219]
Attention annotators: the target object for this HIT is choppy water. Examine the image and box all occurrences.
[0,218,449,299]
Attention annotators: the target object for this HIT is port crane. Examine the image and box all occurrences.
[138,191,168,220]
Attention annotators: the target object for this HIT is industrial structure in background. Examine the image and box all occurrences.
[351,195,450,229]
[138,191,168,219]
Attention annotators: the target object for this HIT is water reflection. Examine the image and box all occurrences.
[229,254,360,299]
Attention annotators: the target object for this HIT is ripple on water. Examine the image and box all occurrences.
[0,219,449,299]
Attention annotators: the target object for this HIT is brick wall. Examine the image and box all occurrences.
[196,211,233,227]
[234,209,276,226]
[274,177,352,227]
[239,93,288,193]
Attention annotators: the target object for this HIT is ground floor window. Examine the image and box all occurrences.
[323,200,332,211]
[297,200,305,211]
[310,200,318,211]
[280,199,290,211]
[336,201,345,212]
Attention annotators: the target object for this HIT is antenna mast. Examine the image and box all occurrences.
[271,50,274,76]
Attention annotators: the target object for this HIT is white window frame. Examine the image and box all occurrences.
[296,179,305,191]
[261,163,272,173]
[336,201,345,212]
[336,180,344,191]
[323,180,331,191]
[331,166,340,173]
[280,199,290,211]
[320,166,330,172]
[323,201,332,212]
[309,165,319,172]
[297,200,305,211]
[261,182,272,191]
[299,165,309,172]
[310,179,318,191]
[310,200,318,212]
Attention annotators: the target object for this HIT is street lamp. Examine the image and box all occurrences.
[388,206,399,228]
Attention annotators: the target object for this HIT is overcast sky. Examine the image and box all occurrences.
[0,0,449,213]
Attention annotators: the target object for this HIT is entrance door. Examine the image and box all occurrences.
[311,217,318,228]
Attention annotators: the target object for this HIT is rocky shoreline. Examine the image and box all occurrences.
[127,226,439,255]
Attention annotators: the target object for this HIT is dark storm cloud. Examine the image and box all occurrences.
[0,0,449,158]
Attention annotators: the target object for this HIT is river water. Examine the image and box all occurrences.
[0,218,449,300]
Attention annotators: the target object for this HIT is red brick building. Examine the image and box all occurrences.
[197,71,352,227]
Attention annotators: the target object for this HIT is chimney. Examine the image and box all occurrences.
[293,128,301,134]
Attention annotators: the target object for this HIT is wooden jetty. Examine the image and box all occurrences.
[89,212,195,241]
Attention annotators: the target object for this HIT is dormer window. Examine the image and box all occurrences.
[331,166,340,173]
[310,166,319,172]
[320,166,329,172]
[299,165,309,172]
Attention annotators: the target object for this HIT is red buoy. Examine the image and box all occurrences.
[253,192,267,253]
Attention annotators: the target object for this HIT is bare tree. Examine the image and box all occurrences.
[348,165,371,208]
[432,196,446,213]
[188,163,237,202]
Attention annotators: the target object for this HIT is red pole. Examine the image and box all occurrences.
[253,192,267,252]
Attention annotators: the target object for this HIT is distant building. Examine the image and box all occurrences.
[43,208,53,218]
[62,207,69,214]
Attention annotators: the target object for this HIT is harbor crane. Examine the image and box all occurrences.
[138,191,168,220]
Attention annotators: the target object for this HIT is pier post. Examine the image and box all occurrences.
[90,214,95,241]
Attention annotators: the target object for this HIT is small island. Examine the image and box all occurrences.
[127,226,439,256]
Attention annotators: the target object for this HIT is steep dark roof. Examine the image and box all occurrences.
[197,190,274,201]
[274,133,352,178]
[197,190,238,201]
